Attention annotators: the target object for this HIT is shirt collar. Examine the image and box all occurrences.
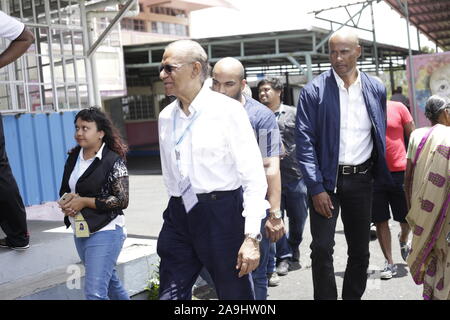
[332,68,362,90]
[80,142,105,161]
[175,82,210,118]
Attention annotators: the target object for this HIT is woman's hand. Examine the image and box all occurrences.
[61,195,86,217]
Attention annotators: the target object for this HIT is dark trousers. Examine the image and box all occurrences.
[157,187,255,300]
[309,171,373,300]
[276,178,309,260]
[0,118,29,246]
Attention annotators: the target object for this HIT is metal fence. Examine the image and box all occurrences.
[0,0,91,113]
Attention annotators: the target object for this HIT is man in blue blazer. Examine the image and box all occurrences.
[295,29,391,300]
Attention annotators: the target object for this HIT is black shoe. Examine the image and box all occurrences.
[288,260,302,271]
[0,238,30,251]
[276,259,289,276]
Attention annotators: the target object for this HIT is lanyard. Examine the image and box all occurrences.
[173,108,201,147]
[172,107,201,177]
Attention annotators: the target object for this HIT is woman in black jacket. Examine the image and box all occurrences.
[59,107,129,300]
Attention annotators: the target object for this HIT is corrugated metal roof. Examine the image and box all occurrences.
[384,0,450,51]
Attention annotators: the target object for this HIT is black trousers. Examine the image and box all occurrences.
[309,171,373,300]
[0,116,29,247]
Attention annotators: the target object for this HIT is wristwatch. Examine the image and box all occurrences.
[245,233,262,242]
[269,209,282,219]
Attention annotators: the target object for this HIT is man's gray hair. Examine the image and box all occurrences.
[166,39,210,82]
[425,95,450,122]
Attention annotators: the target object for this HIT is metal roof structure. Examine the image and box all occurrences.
[124,26,417,83]
[384,0,450,51]
[140,0,234,11]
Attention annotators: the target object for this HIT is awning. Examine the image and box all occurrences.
[384,0,450,51]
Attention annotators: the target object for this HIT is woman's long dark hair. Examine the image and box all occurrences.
[74,107,128,159]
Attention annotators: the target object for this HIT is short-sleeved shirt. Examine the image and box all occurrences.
[406,127,429,161]
[0,11,25,162]
[243,96,281,158]
[0,10,25,40]
[386,100,413,171]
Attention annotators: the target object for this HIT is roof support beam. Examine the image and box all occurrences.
[87,0,137,57]
[312,1,372,52]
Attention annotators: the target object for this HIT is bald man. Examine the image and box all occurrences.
[157,41,269,300]
[295,29,391,300]
[212,57,284,299]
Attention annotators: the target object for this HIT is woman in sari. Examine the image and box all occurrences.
[404,95,450,300]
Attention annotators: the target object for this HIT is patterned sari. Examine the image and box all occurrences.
[406,124,450,300]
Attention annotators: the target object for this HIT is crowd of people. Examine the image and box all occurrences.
[1,10,449,300]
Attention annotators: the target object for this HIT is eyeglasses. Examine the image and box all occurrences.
[159,63,186,74]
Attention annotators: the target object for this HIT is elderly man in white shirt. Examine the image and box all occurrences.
[157,40,270,300]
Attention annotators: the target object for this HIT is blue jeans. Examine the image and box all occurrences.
[276,178,309,260]
[251,216,270,300]
[74,225,129,300]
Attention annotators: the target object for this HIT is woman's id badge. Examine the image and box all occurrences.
[179,176,198,213]
[74,213,90,238]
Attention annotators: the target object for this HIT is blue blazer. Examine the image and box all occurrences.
[295,69,392,196]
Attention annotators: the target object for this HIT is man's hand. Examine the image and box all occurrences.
[312,192,334,219]
[236,238,260,277]
[265,218,285,242]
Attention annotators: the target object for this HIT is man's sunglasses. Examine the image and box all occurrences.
[159,63,186,74]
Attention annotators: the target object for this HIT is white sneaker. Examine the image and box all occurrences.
[380,262,397,280]
[267,272,280,287]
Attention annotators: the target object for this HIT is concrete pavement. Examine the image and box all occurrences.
[126,155,423,300]
[1,155,424,300]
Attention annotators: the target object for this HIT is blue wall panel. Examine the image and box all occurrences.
[17,114,41,205]
[2,111,78,206]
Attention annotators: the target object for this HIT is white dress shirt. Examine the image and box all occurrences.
[68,143,125,233]
[333,69,373,165]
[158,83,270,235]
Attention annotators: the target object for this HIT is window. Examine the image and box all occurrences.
[0,0,89,112]
[149,6,187,18]
[151,21,188,36]
[122,95,156,120]
[121,18,146,32]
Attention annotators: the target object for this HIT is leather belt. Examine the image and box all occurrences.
[173,188,241,202]
[338,159,372,175]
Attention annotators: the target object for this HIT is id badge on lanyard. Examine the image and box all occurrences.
[74,213,90,238]
[173,109,200,213]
